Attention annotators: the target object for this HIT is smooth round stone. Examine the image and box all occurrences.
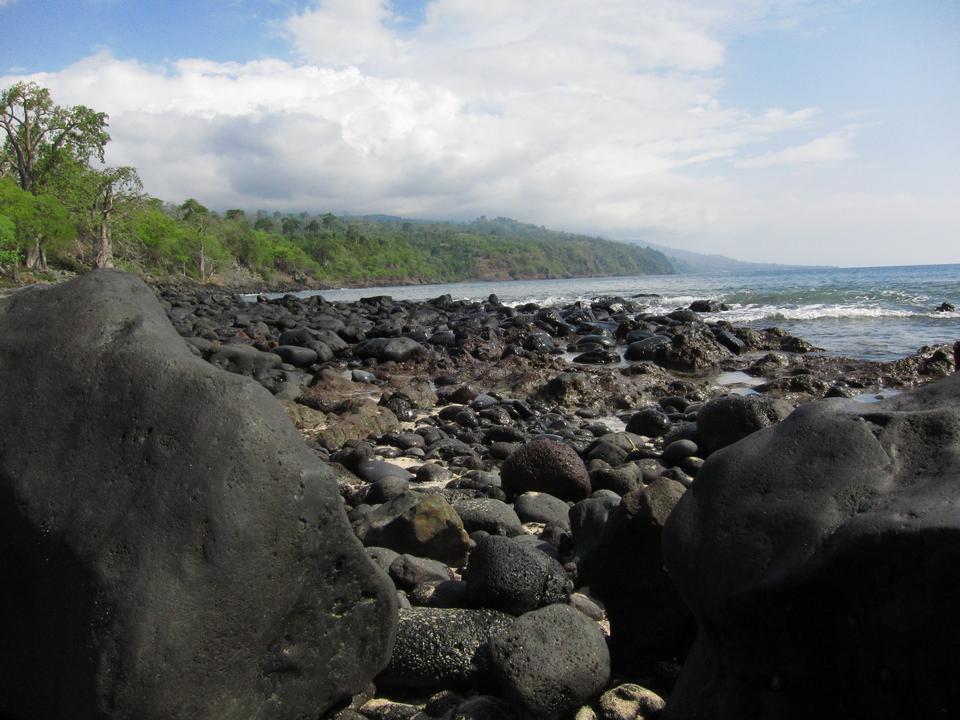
[354,460,415,484]
[661,439,699,466]
[573,350,621,365]
[513,492,571,529]
[416,463,452,483]
[367,476,411,504]
[625,407,672,437]
[487,604,611,717]
[271,345,318,367]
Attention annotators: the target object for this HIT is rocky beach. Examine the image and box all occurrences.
[1,269,958,720]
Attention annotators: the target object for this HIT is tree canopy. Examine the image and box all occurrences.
[0,82,109,195]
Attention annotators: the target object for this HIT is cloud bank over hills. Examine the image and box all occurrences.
[2,0,957,266]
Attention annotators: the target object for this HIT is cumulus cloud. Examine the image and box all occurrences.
[5,0,948,265]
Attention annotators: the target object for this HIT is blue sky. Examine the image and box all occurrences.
[1,0,958,265]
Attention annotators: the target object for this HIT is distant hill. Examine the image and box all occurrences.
[638,240,829,274]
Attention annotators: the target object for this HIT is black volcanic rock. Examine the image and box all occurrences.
[0,271,397,720]
[695,394,792,454]
[379,607,514,691]
[487,604,610,718]
[663,375,960,720]
[465,536,572,615]
[500,437,592,501]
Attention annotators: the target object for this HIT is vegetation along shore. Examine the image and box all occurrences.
[0,83,671,291]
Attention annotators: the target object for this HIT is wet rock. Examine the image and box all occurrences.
[660,439,699,466]
[663,376,960,719]
[0,271,396,719]
[465,536,572,615]
[573,349,621,365]
[379,607,514,691]
[625,407,672,437]
[487,604,611,718]
[689,300,729,313]
[500,437,592,502]
[625,335,672,361]
[654,326,730,374]
[357,337,426,363]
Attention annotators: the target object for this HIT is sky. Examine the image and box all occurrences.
[1,0,958,266]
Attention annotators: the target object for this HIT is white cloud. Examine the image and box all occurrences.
[2,0,954,266]
[734,129,857,169]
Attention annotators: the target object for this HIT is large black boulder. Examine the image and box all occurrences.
[0,271,397,720]
[663,374,960,719]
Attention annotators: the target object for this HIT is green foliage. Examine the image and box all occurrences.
[0,212,17,266]
[1,81,110,194]
[0,177,75,258]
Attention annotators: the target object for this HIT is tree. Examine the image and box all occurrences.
[0,212,17,280]
[0,82,110,194]
[0,177,75,272]
[179,198,211,279]
[92,166,143,268]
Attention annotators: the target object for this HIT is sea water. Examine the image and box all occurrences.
[251,264,960,362]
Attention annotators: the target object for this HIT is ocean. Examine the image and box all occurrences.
[254,264,960,362]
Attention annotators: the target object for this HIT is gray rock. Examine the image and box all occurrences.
[389,554,452,591]
[379,607,514,691]
[453,497,524,536]
[272,344,318,367]
[695,393,792,454]
[0,271,396,720]
[580,479,692,673]
[663,376,960,719]
[513,492,571,529]
[599,684,666,720]
[501,437,592,502]
[488,604,611,718]
[660,438,699,466]
[357,336,426,363]
[355,460,415,484]
[570,495,622,559]
[358,493,470,566]
[208,342,282,375]
[465,535,572,615]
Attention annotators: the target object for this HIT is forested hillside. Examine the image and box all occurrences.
[1,83,673,288]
